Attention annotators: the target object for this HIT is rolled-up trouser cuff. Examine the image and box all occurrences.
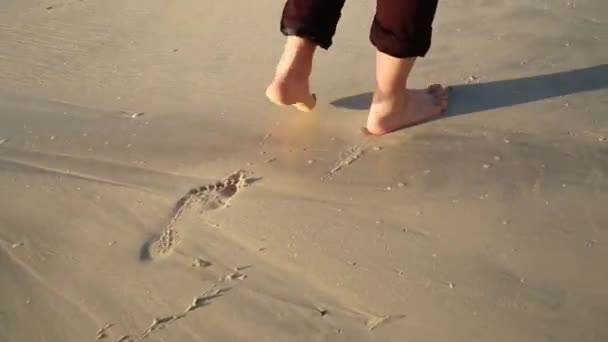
[370,16,433,58]
[280,19,333,50]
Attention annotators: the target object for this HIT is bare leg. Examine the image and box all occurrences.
[265,36,317,112]
[366,51,448,135]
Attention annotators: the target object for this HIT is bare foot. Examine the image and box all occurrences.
[366,84,449,135]
[266,37,317,112]
[266,77,316,112]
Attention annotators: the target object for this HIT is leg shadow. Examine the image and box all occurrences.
[331,64,608,117]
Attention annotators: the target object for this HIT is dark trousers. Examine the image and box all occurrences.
[280,0,439,58]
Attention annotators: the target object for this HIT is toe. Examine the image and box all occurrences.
[438,97,449,111]
[429,85,450,107]
[293,93,317,112]
[429,86,449,106]
[427,84,444,95]
[444,86,452,98]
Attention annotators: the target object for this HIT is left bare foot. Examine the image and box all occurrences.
[265,37,317,112]
[266,77,316,112]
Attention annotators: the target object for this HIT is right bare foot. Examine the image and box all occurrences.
[366,84,449,135]
[265,37,317,112]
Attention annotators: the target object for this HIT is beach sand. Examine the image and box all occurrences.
[0,1,607,341]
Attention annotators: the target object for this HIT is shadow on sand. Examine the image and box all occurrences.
[331,64,608,118]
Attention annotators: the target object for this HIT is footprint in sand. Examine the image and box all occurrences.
[141,170,251,261]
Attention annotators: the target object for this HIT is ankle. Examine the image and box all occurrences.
[274,65,309,82]
[373,86,407,106]
[275,58,312,83]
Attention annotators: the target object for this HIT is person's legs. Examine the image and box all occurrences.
[366,0,448,135]
[266,0,346,111]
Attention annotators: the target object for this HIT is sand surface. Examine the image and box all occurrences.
[1,1,607,341]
